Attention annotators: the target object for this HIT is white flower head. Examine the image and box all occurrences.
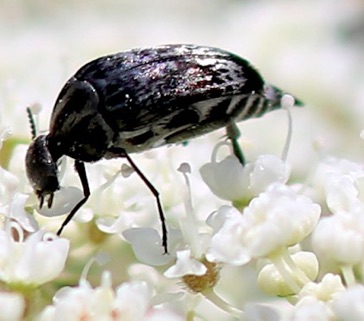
[206,206,251,265]
[243,183,320,258]
[311,212,364,265]
[39,272,181,321]
[314,157,364,214]
[298,273,345,303]
[42,273,149,321]
[0,226,69,287]
[207,184,321,264]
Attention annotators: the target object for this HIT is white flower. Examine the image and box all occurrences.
[39,272,182,321]
[0,292,25,321]
[314,157,364,213]
[36,186,84,218]
[242,183,321,257]
[122,162,209,266]
[332,285,364,321]
[122,227,177,266]
[0,166,38,232]
[200,145,289,205]
[164,249,207,278]
[0,192,38,232]
[289,297,333,321]
[0,166,18,206]
[206,206,251,265]
[311,212,364,265]
[298,273,345,303]
[75,154,182,246]
[290,275,347,321]
[208,184,321,263]
[0,226,69,286]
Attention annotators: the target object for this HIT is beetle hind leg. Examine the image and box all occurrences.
[226,122,245,165]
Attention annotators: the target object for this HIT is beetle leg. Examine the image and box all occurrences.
[57,160,90,236]
[47,192,55,208]
[226,122,245,165]
[37,193,45,209]
[123,152,168,254]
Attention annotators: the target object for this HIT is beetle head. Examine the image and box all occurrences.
[25,134,60,208]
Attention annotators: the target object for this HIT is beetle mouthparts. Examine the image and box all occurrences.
[37,192,54,209]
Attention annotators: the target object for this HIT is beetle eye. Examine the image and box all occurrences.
[25,135,60,205]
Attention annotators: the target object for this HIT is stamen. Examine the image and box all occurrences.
[182,257,220,293]
[79,251,110,287]
[211,141,232,164]
[177,162,201,256]
[280,94,295,162]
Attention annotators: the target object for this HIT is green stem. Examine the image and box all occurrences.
[341,265,356,286]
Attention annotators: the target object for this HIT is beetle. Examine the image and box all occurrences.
[25,44,302,253]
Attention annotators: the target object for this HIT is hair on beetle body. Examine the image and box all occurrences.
[25,44,303,254]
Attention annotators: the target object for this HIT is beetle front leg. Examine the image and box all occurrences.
[226,122,245,165]
[57,160,90,235]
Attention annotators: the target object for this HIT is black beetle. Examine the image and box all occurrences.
[25,44,302,253]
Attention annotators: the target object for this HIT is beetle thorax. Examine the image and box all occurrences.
[48,77,115,162]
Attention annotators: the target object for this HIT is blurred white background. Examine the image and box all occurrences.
[1,0,364,165]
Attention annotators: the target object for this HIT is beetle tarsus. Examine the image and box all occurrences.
[226,122,245,165]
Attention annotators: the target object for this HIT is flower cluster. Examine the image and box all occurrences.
[39,272,183,321]
[2,90,364,321]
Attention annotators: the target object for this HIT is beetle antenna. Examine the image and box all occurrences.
[26,107,37,140]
